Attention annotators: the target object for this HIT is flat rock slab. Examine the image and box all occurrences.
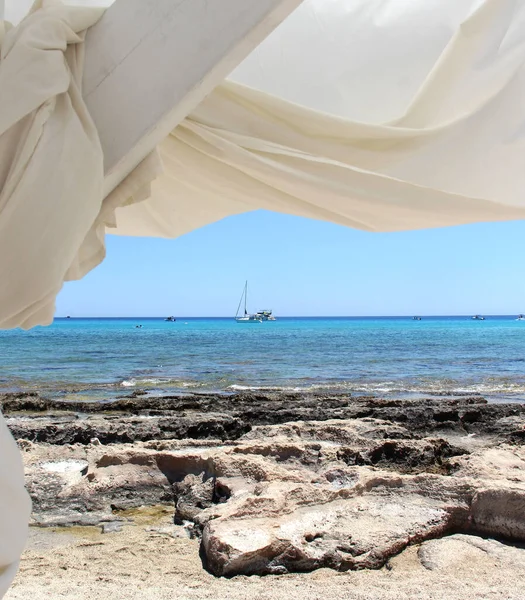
[203,493,456,576]
[419,534,525,572]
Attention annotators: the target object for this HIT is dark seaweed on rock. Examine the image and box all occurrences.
[2,391,525,445]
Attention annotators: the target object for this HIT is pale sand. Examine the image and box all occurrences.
[6,508,525,600]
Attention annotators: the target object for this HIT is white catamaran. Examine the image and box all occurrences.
[255,309,276,321]
[235,281,263,323]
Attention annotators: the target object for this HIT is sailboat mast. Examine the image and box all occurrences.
[244,280,248,315]
[235,283,245,318]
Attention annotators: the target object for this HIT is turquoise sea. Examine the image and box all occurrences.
[0,317,524,403]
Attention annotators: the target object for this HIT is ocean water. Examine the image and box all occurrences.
[0,317,524,403]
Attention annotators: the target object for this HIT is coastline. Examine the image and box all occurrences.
[3,390,525,598]
[3,315,525,406]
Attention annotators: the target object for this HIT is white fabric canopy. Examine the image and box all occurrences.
[116,0,525,239]
[2,0,525,331]
[2,0,525,592]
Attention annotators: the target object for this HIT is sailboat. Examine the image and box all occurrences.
[235,281,262,323]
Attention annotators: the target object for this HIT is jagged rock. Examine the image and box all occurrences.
[471,488,525,539]
[26,450,174,523]
[173,473,215,523]
[0,392,50,412]
[17,439,34,452]
[8,393,525,578]
[5,413,250,444]
[336,438,466,474]
[202,489,461,576]
[4,392,525,446]
[27,460,90,516]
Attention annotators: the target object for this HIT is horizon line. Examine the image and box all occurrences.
[54,314,523,319]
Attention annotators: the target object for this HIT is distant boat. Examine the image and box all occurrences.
[412,316,421,321]
[164,316,176,322]
[517,314,525,321]
[255,309,276,321]
[235,281,262,323]
[472,315,485,320]
[66,315,71,319]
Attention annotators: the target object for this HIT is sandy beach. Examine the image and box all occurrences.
[7,516,525,600]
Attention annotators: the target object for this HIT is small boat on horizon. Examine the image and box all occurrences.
[472,315,485,320]
[255,309,276,321]
[235,281,262,323]
[164,316,176,322]
[412,316,422,321]
[517,314,525,321]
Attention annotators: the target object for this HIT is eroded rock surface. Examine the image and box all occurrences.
[6,393,525,577]
[4,391,525,444]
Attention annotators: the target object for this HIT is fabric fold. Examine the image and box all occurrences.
[111,0,525,240]
[0,0,105,330]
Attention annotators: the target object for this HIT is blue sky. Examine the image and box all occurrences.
[56,211,525,317]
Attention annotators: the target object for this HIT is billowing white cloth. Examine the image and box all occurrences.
[0,1,105,330]
[114,0,525,239]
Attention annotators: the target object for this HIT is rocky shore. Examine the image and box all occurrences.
[3,390,525,598]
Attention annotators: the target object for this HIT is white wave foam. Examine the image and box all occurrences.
[120,378,525,397]
[121,377,168,387]
[120,377,207,389]
[229,380,525,396]
[229,384,303,392]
